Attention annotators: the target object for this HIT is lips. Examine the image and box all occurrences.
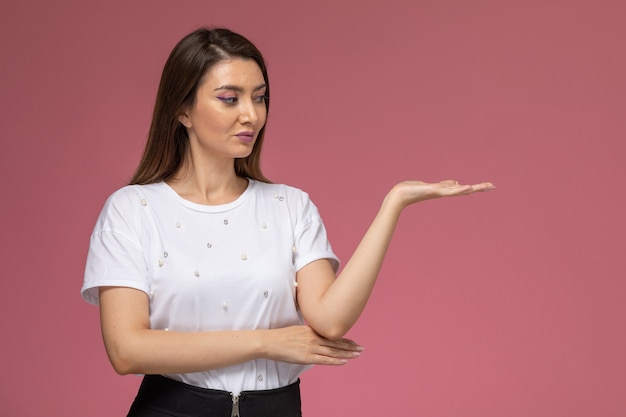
[235,131,255,143]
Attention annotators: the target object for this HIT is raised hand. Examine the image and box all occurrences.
[387,180,495,209]
[295,178,495,342]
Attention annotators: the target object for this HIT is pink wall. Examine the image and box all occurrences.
[1,1,624,416]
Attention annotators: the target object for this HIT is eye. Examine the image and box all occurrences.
[254,94,269,104]
[217,96,238,105]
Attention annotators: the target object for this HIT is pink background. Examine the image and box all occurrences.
[1,1,625,416]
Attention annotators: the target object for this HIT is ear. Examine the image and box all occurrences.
[178,112,191,128]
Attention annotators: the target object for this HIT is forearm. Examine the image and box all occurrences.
[100,286,361,375]
[105,328,265,375]
[301,179,494,339]
[304,192,404,339]
[106,325,360,374]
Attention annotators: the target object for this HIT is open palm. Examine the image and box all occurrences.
[390,180,495,208]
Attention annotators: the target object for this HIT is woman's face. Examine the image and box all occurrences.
[179,58,267,163]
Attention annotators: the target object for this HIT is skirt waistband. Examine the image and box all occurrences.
[127,374,302,417]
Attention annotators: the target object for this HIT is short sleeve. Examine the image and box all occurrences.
[81,188,150,305]
[291,191,340,273]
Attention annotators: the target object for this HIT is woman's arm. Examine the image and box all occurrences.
[99,286,362,375]
[296,180,494,340]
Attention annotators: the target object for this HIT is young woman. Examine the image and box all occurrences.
[81,27,494,417]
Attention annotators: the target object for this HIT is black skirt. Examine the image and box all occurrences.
[127,374,302,417]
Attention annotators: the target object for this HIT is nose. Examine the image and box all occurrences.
[238,98,260,126]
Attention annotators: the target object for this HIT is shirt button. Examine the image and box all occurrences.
[257,375,264,382]
[158,259,165,267]
[223,219,229,225]
[241,253,247,261]
[140,199,147,206]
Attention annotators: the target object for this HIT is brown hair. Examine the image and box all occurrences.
[129,28,271,185]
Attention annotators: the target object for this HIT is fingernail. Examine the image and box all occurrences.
[352,351,361,357]
[356,345,365,351]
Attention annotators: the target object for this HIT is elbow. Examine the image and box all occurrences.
[304,313,355,341]
[312,323,351,341]
[110,357,137,376]
[105,343,143,375]
[108,352,137,375]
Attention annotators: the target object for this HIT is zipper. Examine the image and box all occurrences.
[231,392,240,417]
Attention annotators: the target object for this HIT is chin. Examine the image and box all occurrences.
[233,150,254,160]
[236,143,255,156]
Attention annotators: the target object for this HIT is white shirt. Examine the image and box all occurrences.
[81,180,339,394]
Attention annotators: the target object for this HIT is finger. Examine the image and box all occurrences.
[446,184,474,196]
[315,346,362,361]
[313,337,363,355]
[341,338,364,350]
[305,345,361,365]
[310,354,351,366]
[469,182,495,192]
[320,338,363,352]
[450,182,495,195]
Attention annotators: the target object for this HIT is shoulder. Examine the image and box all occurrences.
[250,181,321,224]
[251,181,312,204]
[95,183,165,231]
[102,183,166,210]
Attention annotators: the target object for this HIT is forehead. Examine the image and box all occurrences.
[201,58,265,88]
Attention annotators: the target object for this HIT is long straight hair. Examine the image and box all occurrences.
[129,28,271,185]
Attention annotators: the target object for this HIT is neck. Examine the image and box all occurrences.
[167,155,248,206]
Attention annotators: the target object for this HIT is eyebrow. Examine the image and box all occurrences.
[213,83,267,93]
